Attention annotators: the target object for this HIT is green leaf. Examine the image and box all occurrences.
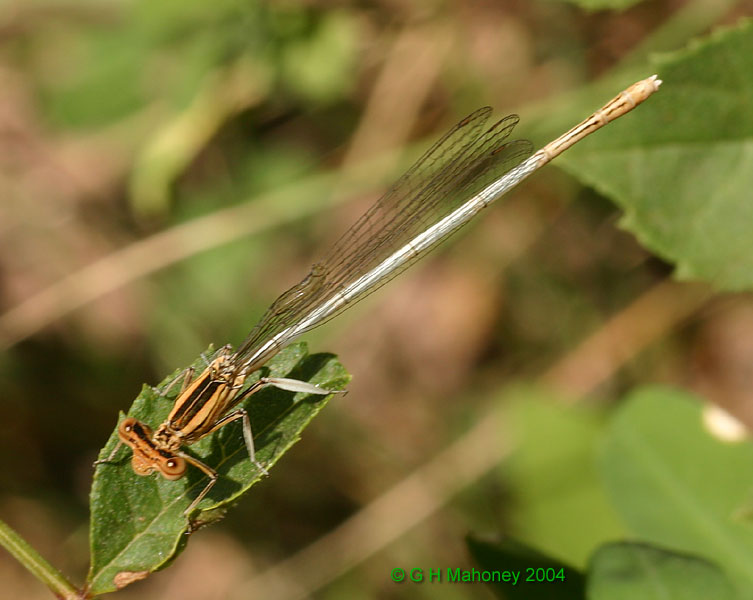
[559,19,753,291]
[467,535,586,599]
[587,542,738,600]
[40,29,150,128]
[88,342,349,594]
[599,386,753,596]
[549,0,643,12]
[503,386,625,568]
[280,11,357,103]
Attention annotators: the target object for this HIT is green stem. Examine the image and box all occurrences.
[0,517,82,600]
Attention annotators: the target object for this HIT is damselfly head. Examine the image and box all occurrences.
[116,417,188,480]
[128,451,186,479]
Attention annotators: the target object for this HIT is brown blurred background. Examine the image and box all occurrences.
[1,0,752,598]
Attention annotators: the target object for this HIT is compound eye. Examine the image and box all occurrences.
[118,417,137,435]
[118,418,152,442]
[160,456,186,480]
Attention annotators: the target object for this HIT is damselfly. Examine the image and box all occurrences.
[97,75,662,519]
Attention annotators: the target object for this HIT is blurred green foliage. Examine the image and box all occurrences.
[562,20,753,291]
[1,1,753,598]
[37,1,357,128]
[587,542,736,599]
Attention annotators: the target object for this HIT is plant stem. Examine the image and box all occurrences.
[0,517,82,600]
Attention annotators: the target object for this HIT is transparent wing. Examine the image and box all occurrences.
[236,108,533,370]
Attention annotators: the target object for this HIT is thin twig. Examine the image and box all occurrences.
[0,518,83,600]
